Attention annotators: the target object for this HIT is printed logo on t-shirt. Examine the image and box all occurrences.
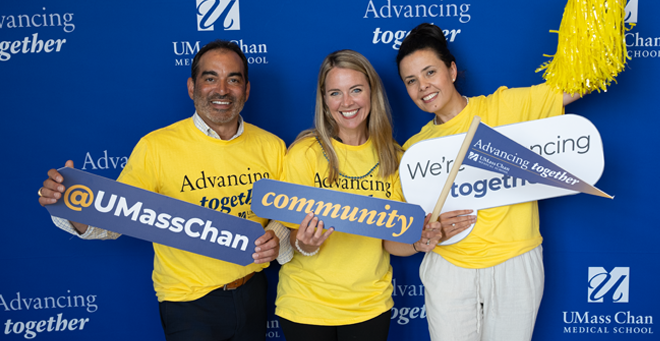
[314,173,392,198]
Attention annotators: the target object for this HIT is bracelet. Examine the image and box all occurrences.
[295,239,319,256]
[412,243,419,253]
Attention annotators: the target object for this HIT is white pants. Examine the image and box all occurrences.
[420,246,544,341]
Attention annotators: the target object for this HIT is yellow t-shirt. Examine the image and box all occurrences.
[117,118,285,302]
[403,84,564,269]
[275,137,402,325]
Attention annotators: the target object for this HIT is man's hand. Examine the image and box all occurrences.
[39,160,74,206]
[253,230,279,264]
[38,160,89,234]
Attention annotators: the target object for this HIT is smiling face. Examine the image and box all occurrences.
[323,67,371,144]
[187,49,250,133]
[399,48,458,118]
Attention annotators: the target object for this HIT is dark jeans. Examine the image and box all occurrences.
[279,309,391,341]
[159,271,267,341]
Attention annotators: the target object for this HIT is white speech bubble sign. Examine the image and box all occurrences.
[400,114,605,244]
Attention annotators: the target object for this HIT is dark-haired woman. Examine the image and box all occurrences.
[396,23,580,341]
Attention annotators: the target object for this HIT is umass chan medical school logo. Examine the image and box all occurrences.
[625,0,638,24]
[196,0,240,31]
[588,267,630,303]
[561,266,655,336]
[624,0,660,60]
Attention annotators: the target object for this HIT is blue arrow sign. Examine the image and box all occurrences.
[45,168,264,266]
[252,179,425,244]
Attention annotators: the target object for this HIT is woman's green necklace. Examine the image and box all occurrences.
[315,137,379,180]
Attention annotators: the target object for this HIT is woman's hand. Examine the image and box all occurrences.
[293,212,334,255]
[438,209,476,243]
[412,213,444,252]
[413,210,477,251]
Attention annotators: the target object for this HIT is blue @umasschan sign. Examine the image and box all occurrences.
[251,179,425,244]
[45,168,264,266]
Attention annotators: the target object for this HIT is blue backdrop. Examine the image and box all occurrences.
[2,0,657,340]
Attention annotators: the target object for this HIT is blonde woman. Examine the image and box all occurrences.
[275,50,444,341]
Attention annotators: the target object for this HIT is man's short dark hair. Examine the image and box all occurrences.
[191,40,249,83]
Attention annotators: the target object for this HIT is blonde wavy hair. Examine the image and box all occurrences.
[293,49,401,182]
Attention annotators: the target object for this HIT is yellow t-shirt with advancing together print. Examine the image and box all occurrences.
[275,137,402,325]
[403,84,564,269]
[117,118,285,302]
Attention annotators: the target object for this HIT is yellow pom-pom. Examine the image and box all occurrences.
[536,0,633,96]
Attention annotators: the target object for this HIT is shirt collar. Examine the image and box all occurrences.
[192,112,244,141]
